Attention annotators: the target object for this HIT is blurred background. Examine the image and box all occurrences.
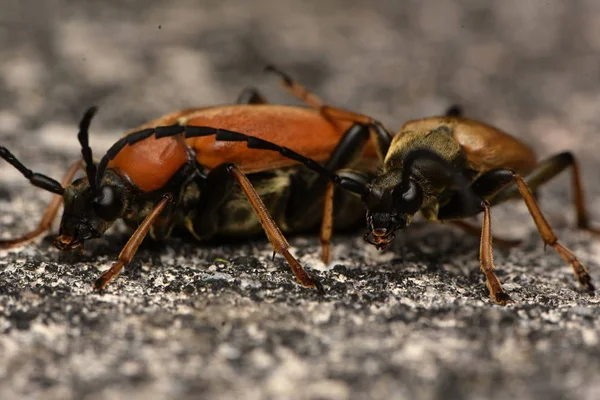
[2,0,600,161]
[2,1,600,399]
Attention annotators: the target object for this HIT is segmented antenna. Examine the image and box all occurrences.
[77,106,99,194]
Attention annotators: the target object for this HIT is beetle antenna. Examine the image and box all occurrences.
[77,106,99,194]
[0,147,65,195]
[214,129,371,197]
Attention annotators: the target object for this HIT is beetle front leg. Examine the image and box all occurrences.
[94,194,173,290]
[479,202,512,305]
[437,186,512,304]
[316,171,369,263]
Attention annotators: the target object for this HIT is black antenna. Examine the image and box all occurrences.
[0,147,65,195]
[77,106,99,194]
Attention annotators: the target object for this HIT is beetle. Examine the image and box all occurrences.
[210,67,599,305]
[0,73,389,292]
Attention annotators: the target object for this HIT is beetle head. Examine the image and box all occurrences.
[55,171,128,251]
[362,170,423,250]
[54,107,132,251]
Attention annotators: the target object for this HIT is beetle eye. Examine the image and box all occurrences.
[394,180,423,215]
[93,185,122,221]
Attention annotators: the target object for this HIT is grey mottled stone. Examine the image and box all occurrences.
[1,1,600,399]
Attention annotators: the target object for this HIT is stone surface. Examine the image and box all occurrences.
[1,1,600,399]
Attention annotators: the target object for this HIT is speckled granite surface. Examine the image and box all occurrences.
[1,1,600,399]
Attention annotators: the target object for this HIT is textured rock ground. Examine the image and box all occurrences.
[1,1,600,399]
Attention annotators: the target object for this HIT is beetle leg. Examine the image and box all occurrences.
[94,194,173,290]
[312,169,370,263]
[444,168,522,247]
[284,122,372,262]
[286,123,370,220]
[512,173,595,291]
[450,220,522,248]
[490,152,600,235]
[265,65,393,161]
[236,87,268,104]
[320,181,335,264]
[264,65,324,108]
[0,160,81,248]
[219,164,323,292]
[479,201,512,305]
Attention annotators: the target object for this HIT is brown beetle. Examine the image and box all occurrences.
[217,67,598,305]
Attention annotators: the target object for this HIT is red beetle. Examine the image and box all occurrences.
[0,67,387,291]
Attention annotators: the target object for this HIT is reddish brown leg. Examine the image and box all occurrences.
[491,152,600,235]
[513,173,595,291]
[93,194,172,290]
[451,220,522,248]
[1,161,81,248]
[319,181,335,264]
[479,202,512,305]
[570,157,600,235]
[265,65,377,124]
[265,65,392,162]
[227,164,323,293]
[265,65,324,108]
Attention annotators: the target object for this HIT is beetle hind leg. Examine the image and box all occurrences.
[264,65,324,108]
[491,152,600,235]
[265,65,393,161]
[511,173,595,292]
